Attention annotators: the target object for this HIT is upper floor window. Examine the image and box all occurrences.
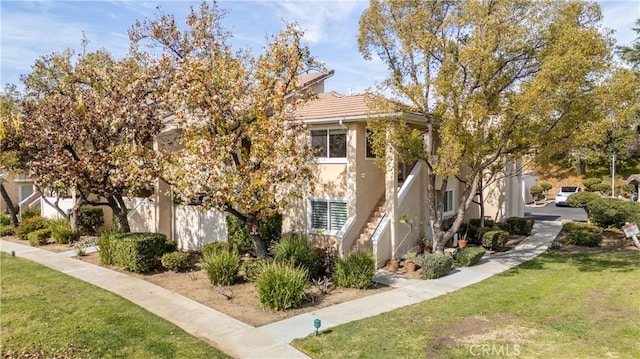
[365,129,376,159]
[311,129,346,159]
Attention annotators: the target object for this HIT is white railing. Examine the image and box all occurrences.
[336,214,357,256]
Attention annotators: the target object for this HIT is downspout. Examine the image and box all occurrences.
[170,186,175,243]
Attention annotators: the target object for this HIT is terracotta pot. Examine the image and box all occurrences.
[458,239,468,249]
[405,261,417,273]
[385,259,400,272]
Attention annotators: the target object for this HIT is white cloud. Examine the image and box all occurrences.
[599,0,639,47]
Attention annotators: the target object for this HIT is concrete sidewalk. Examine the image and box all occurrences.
[0,220,561,359]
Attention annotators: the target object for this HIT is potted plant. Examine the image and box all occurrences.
[458,229,469,249]
[422,237,433,254]
[403,251,420,272]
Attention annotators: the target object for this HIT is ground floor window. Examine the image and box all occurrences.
[19,184,34,203]
[310,199,348,233]
[444,189,454,214]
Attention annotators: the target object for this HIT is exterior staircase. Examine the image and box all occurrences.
[350,198,386,253]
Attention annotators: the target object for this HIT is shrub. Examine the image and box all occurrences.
[241,258,273,282]
[540,182,552,194]
[255,262,307,310]
[21,209,40,220]
[0,225,14,236]
[49,219,73,244]
[161,251,190,272]
[0,214,11,226]
[200,247,239,285]
[77,207,104,235]
[15,216,48,240]
[530,185,544,200]
[97,232,118,265]
[586,198,640,228]
[475,227,496,244]
[226,214,282,250]
[272,235,323,279]
[565,231,602,247]
[110,232,171,273]
[455,246,486,267]
[27,228,51,246]
[562,222,602,234]
[419,253,453,279]
[202,241,235,258]
[582,177,602,192]
[590,183,611,195]
[503,217,534,236]
[333,251,376,289]
[469,218,498,228]
[482,230,509,251]
[566,191,601,210]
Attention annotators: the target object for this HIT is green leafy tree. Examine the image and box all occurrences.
[21,47,163,238]
[130,1,320,258]
[359,0,615,252]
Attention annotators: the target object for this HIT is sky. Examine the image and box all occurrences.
[1,0,639,95]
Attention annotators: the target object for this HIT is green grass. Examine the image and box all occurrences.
[0,253,230,358]
[293,251,640,358]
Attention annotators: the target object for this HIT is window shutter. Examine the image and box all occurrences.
[311,201,328,230]
[329,202,348,231]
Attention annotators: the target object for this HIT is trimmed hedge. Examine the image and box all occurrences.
[333,251,376,289]
[565,230,602,247]
[566,191,601,210]
[27,228,51,246]
[562,222,602,234]
[15,216,48,240]
[255,262,307,310]
[272,235,323,279]
[503,217,534,236]
[586,198,640,228]
[226,214,282,250]
[419,253,453,279]
[482,230,509,251]
[161,251,190,272]
[107,232,173,273]
[455,246,486,267]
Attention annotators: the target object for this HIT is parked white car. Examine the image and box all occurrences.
[555,186,581,206]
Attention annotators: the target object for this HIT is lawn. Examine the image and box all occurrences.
[293,250,640,358]
[0,253,230,359]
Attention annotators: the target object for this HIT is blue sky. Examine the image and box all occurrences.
[1,0,639,95]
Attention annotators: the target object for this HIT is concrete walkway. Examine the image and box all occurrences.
[0,220,561,359]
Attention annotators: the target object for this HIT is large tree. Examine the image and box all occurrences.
[21,48,163,237]
[130,1,320,257]
[359,0,617,252]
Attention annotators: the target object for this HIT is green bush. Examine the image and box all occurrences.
[161,251,190,272]
[21,209,40,220]
[0,225,14,236]
[202,241,235,258]
[586,198,640,228]
[272,235,323,279]
[562,222,602,234]
[49,219,73,244]
[0,213,11,226]
[255,262,307,310]
[482,230,510,251]
[109,232,171,273]
[503,217,534,236]
[333,251,376,289]
[77,207,104,235]
[469,218,498,228]
[565,230,602,247]
[455,246,486,267]
[241,258,273,282]
[27,228,51,246]
[475,227,496,244]
[582,178,602,192]
[566,191,601,210]
[97,232,118,265]
[530,185,544,200]
[590,183,611,195]
[226,214,282,250]
[419,253,453,279]
[15,216,49,240]
[540,182,552,193]
[200,247,239,285]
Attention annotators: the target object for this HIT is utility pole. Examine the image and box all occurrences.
[611,152,616,198]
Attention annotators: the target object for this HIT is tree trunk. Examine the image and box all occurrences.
[247,216,268,258]
[576,158,586,175]
[70,204,81,242]
[0,183,19,226]
[478,178,485,228]
[108,195,131,233]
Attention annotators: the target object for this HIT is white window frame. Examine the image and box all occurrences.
[307,197,348,235]
[443,189,455,216]
[310,127,347,164]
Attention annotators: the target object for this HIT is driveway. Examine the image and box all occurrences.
[525,202,588,222]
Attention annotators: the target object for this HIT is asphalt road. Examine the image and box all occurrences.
[524,202,588,222]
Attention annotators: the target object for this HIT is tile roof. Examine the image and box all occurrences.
[295,91,371,120]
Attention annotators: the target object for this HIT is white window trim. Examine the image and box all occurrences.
[444,189,455,216]
[311,127,348,164]
[307,196,348,236]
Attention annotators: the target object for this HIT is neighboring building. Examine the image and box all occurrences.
[0,172,39,216]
